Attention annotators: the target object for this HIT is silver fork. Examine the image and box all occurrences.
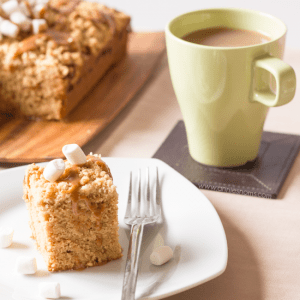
[121,167,161,300]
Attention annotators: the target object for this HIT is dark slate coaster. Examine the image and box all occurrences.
[153,121,300,199]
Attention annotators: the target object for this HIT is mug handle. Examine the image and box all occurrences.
[252,56,296,107]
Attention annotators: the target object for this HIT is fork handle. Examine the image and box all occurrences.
[121,222,145,300]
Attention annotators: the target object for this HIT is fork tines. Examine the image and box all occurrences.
[125,167,160,223]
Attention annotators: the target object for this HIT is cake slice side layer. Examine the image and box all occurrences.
[23,155,122,272]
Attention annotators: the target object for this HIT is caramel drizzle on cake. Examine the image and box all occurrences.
[57,155,111,225]
[89,155,112,178]
[48,0,81,15]
[12,29,76,58]
[12,33,45,58]
[91,10,116,36]
[45,29,73,45]
[58,165,81,215]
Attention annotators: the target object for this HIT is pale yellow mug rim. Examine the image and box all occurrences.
[166,8,287,51]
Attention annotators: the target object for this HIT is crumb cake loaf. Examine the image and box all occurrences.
[23,153,122,271]
[0,0,131,120]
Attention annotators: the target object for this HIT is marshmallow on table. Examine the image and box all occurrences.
[39,282,61,299]
[0,226,14,248]
[10,11,31,31]
[15,256,37,274]
[150,246,173,266]
[62,144,87,165]
[43,159,65,182]
[0,20,19,38]
[32,18,47,34]
[1,0,20,16]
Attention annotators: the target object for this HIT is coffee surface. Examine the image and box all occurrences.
[182,27,271,47]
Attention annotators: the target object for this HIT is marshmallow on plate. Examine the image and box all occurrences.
[2,0,19,16]
[150,246,173,266]
[43,159,65,182]
[39,282,61,299]
[32,18,47,34]
[62,144,87,165]
[0,20,19,38]
[15,256,37,274]
[0,226,14,248]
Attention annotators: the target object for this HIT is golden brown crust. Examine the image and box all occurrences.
[0,0,130,120]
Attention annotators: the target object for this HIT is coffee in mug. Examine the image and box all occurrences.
[181,27,272,47]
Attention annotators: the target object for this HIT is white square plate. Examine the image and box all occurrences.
[0,158,227,300]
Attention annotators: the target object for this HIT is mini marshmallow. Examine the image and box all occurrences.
[0,20,19,38]
[39,282,61,299]
[32,18,47,34]
[43,159,65,182]
[19,2,32,18]
[10,11,31,31]
[32,3,45,18]
[15,256,37,274]
[150,246,173,266]
[1,0,20,15]
[0,226,14,248]
[62,144,87,165]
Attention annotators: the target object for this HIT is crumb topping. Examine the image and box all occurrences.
[0,0,130,119]
[24,154,117,215]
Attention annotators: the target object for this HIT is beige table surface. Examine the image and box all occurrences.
[2,47,300,299]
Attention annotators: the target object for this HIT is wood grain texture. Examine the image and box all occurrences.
[0,32,165,163]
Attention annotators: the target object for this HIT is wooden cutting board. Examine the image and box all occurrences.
[0,32,165,163]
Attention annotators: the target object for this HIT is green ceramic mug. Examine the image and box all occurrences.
[166,8,296,167]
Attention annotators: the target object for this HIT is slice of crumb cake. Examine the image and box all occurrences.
[23,149,122,272]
